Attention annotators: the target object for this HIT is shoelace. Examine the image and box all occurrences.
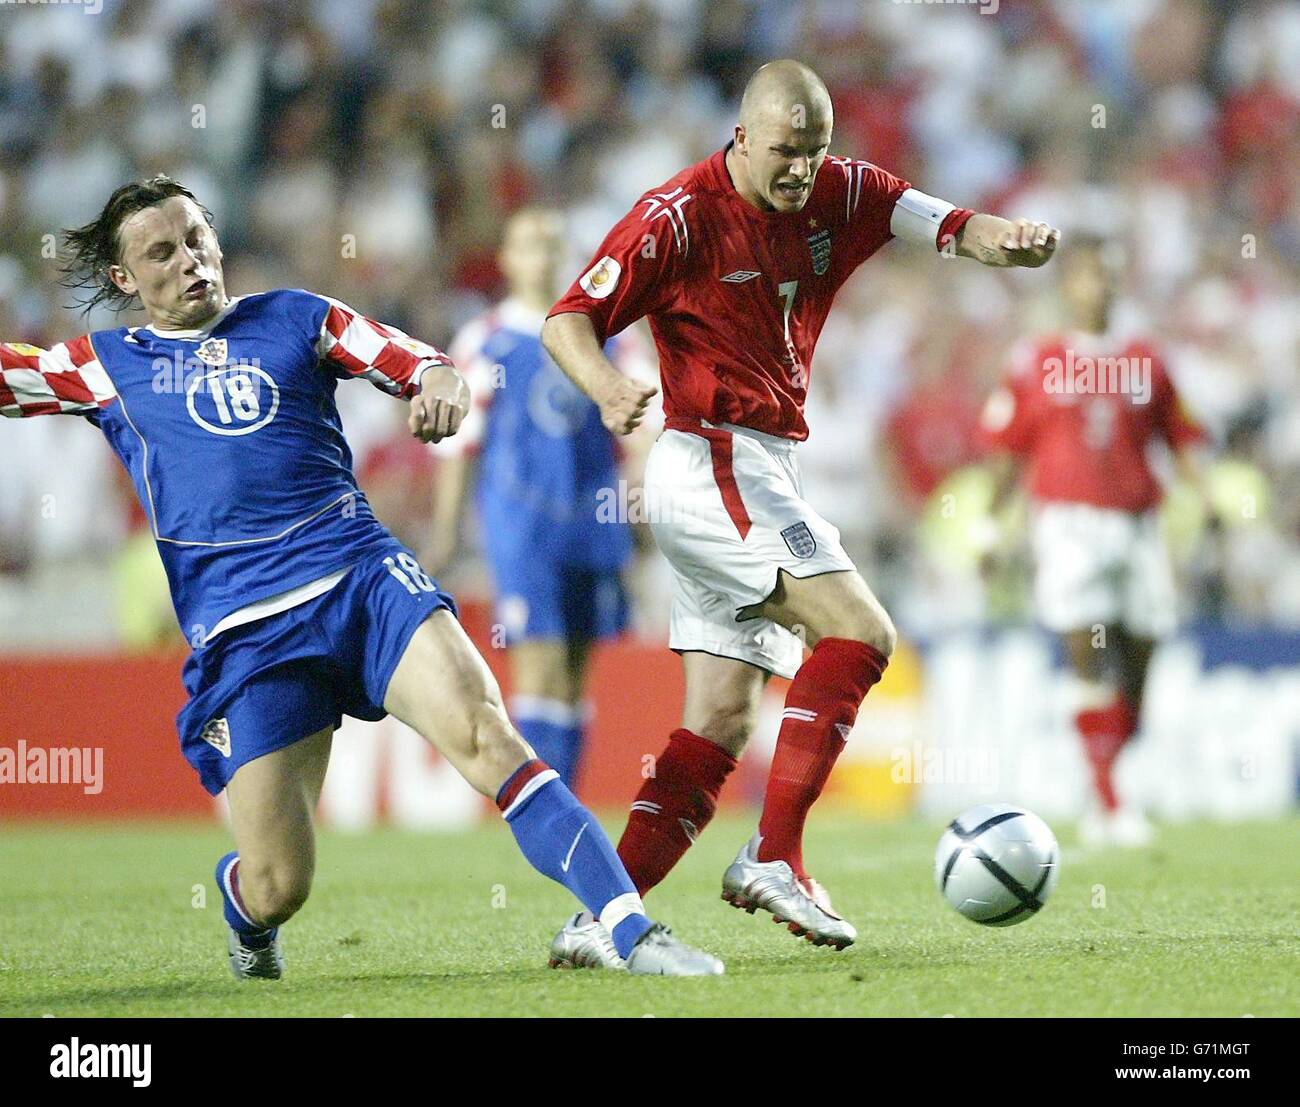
[598,932,622,962]
[572,917,622,964]
[233,940,275,973]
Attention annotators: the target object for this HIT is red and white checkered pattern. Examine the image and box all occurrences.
[317,295,454,400]
[0,336,117,418]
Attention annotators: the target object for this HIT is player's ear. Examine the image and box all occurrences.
[108,264,137,296]
[734,123,747,156]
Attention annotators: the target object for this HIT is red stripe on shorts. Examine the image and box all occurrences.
[666,417,752,540]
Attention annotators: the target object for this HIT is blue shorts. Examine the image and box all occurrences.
[176,543,456,796]
[489,556,628,645]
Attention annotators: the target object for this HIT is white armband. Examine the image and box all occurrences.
[890,187,957,245]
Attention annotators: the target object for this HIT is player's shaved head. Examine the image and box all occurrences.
[728,60,834,214]
[738,59,833,136]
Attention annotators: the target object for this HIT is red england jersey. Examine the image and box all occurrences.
[978,332,1205,512]
[550,145,969,440]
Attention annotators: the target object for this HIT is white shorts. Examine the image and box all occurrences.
[644,421,855,679]
[1030,501,1177,638]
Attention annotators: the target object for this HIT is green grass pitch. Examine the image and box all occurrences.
[1,814,1296,1017]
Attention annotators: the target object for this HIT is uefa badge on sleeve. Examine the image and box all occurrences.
[579,256,622,299]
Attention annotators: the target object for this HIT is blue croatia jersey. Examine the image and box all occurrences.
[0,288,454,643]
[444,298,644,571]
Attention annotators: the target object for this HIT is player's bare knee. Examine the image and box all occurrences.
[817,604,896,658]
[862,609,897,659]
[241,861,312,927]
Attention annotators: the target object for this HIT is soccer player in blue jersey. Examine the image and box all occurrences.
[428,208,650,792]
[1,176,720,978]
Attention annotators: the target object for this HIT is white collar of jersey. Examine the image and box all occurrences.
[142,295,245,341]
[496,297,549,334]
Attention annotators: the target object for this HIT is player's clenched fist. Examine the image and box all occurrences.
[998,219,1060,267]
[597,376,658,436]
[410,362,470,443]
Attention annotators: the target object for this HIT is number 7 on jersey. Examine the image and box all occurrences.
[778,280,798,341]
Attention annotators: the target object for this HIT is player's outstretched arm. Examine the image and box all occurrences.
[1,339,115,419]
[955,214,1060,268]
[541,312,657,436]
[315,295,468,443]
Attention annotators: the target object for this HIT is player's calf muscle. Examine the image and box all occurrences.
[683,708,753,754]
[462,703,532,794]
[681,687,760,753]
[680,653,765,753]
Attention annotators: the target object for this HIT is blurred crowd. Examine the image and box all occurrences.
[0,0,1297,648]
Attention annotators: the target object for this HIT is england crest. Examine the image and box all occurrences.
[781,521,817,559]
[807,228,832,276]
[196,338,228,366]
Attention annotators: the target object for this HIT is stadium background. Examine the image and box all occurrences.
[1,0,1296,829]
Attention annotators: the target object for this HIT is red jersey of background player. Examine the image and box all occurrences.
[979,332,1205,512]
[550,144,970,441]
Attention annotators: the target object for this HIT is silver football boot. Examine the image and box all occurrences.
[548,912,627,970]
[625,923,725,976]
[227,928,285,980]
[721,833,857,950]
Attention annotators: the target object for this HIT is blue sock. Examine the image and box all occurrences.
[513,701,586,789]
[496,759,653,958]
[215,850,275,949]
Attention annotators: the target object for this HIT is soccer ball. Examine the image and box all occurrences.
[935,803,1060,926]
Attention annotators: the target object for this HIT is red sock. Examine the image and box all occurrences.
[1075,696,1138,812]
[616,729,736,897]
[757,637,888,877]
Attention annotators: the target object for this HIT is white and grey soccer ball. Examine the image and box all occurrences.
[935,804,1060,926]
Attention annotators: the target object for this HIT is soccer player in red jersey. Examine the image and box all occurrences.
[978,235,1214,848]
[540,59,1060,963]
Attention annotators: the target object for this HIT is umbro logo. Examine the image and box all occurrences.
[720,270,762,283]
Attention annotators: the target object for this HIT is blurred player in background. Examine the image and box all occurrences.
[978,235,1214,847]
[428,208,652,794]
[0,176,722,979]
[542,59,1060,966]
